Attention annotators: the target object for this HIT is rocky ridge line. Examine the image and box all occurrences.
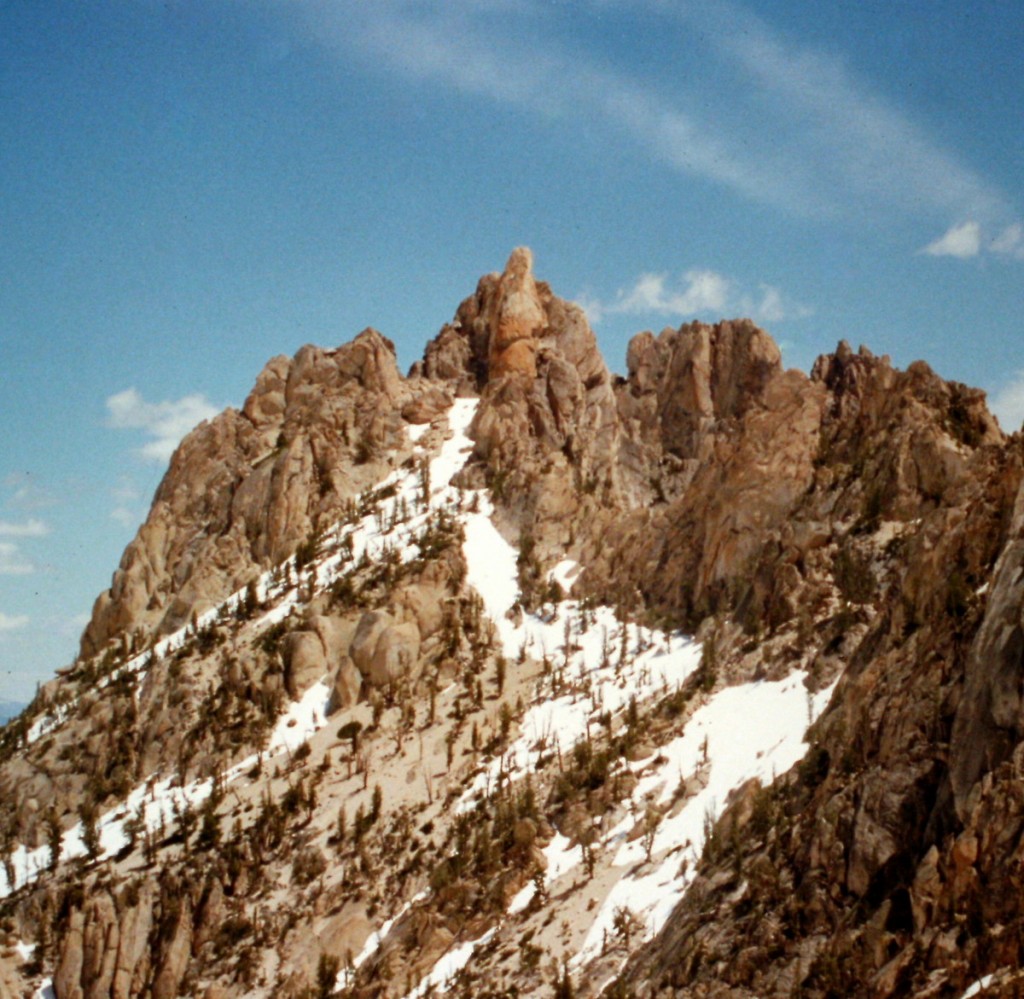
[3,248,1024,998]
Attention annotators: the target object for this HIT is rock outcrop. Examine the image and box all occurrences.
[950,467,1024,814]
[82,330,424,657]
[423,247,623,558]
[8,248,1024,999]
[610,346,1021,997]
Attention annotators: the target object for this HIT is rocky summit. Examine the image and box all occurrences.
[2,249,1023,998]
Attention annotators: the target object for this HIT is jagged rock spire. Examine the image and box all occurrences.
[487,246,545,380]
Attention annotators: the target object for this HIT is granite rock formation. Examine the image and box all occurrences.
[3,249,1024,999]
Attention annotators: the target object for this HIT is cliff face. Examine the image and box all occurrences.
[4,249,1024,999]
[609,345,1023,995]
[81,330,453,657]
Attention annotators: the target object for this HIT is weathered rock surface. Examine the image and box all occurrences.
[423,247,622,558]
[9,248,1024,999]
[81,329,422,658]
[610,347,1022,995]
[349,611,422,688]
[950,468,1024,814]
[53,883,157,999]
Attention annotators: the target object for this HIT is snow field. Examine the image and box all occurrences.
[572,673,838,970]
[377,395,839,992]
[2,675,338,901]
[9,393,842,997]
[432,396,841,981]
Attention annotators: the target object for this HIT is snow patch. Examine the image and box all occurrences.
[573,674,838,968]
[400,928,496,999]
[268,678,332,754]
[508,832,580,914]
[550,558,580,594]
[960,974,995,999]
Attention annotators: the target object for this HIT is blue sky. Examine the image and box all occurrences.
[1,0,1022,702]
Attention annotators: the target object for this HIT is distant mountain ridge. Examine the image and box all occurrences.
[1,248,1022,998]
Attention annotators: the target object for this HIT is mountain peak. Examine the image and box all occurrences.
[488,245,545,380]
[7,250,1024,999]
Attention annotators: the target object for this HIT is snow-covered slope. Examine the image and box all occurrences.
[1,392,838,998]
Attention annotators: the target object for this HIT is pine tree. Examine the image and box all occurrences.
[553,961,575,999]
[45,807,62,871]
[79,800,101,862]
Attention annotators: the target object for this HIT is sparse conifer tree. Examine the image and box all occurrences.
[45,807,62,871]
[582,840,595,880]
[499,703,513,744]
[419,458,431,508]
[1,848,14,892]
[553,960,575,998]
[197,805,221,851]
[173,797,196,853]
[79,800,101,862]
[317,952,341,999]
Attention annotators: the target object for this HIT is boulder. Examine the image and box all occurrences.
[309,614,358,668]
[367,621,422,687]
[318,903,372,964]
[327,654,362,714]
[150,894,192,999]
[349,611,393,678]
[396,582,447,641]
[53,907,85,999]
[488,247,545,380]
[402,384,453,425]
[281,631,327,698]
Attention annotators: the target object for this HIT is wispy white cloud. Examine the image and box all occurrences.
[990,371,1024,433]
[572,292,607,327]
[299,3,801,212]
[921,221,982,259]
[688,2,1008,225]
[109,478,143,531]
[291,0,1016,240]
[3,474,55,511]
[111,479,140,503]
[613,270,729,316]
[920,218,1024,260]
[106,388,219,464]
[0,543,33,576]
[581,268,811,326]
[0,518,49,538]
[0,612,29,632]
[991,223,1024,258]
[111,507,139,530]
